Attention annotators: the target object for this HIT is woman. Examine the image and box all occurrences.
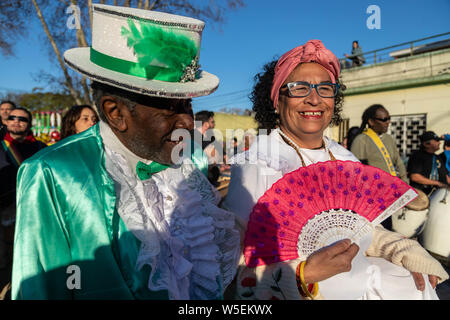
[224,40,447,300]
[60,105,99,139]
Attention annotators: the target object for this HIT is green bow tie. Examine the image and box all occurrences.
[136,161,170,180]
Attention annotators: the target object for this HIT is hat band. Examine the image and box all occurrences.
[90,47,184,82]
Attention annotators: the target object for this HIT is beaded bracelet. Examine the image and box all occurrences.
[296,261,319,299]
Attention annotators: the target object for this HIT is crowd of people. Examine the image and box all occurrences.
[342,104,449,231]
[0,4,449,301]
[0,102,99,276]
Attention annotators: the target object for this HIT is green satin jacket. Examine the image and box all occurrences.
[12,124,169,300]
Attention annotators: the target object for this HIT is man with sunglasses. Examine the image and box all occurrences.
[0,107,46,277]
[407,131,449,196]
[351,104,407,230]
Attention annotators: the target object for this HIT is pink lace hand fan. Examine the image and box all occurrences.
[243,160,417,268]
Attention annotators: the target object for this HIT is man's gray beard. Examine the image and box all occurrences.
[127,136,164,163]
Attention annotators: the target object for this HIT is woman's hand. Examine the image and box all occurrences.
[303,239,359,284]
[411,272,438,291]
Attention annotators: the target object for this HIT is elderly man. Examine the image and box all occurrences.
[351,104,407,182]
[443,134,450,178]
[195,110,216,150]
[11,5,239,300]
[408,131,449,195]
[0,101,16,139]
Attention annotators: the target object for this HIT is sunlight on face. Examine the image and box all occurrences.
[277,62,335,146]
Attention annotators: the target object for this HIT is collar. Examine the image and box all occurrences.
[99,121,153,178]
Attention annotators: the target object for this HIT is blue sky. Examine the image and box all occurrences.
[0,0,449,113]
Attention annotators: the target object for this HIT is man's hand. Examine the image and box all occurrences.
[411,272,438,291]
[303,239,359,284]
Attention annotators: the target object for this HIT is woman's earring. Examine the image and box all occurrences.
[274,108,279,114]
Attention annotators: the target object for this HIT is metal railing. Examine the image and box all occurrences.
[340,32,450,69]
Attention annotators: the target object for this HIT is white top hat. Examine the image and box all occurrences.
[64,4,219,98]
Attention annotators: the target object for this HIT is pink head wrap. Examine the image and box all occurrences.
[270,40,340,108]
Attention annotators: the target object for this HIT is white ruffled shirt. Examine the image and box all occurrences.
[99,121,240,300]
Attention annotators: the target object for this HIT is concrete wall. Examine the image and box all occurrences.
[342,48,450,91]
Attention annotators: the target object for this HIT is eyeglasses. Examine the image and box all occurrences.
[8,115,29,123]
[281,81,340,98]
[373,117,391,122]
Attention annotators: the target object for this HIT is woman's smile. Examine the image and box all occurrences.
[277,62,335,148]
[298,110,325,119]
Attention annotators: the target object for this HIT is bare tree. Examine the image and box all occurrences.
[3,0,245,104]
[31,0,84,104]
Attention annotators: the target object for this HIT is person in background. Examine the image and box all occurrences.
[345,40,365,67]
[243,133,255,152]
[0,107,46,281]
[226,137,240,160]
[0,101,16,139]
[344,126,360,151]
[407,131,449,195]
[60,105,99,139]
[221,140,231,170]
[442,134,450,178]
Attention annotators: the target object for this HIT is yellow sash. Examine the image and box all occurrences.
[363,128,397,176]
